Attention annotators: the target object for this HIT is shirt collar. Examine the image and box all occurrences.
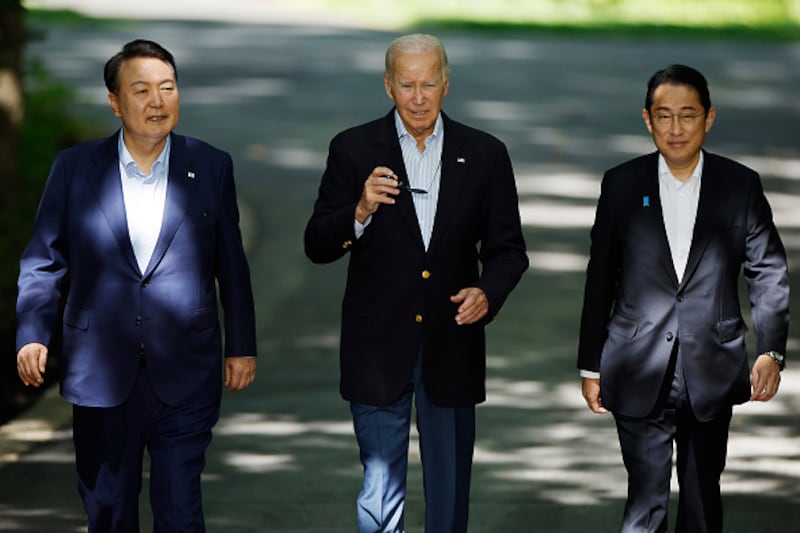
[393,110,443,147]
[118,131,171,182]
[658,151,703,191]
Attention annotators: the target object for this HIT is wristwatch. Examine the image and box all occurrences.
[761,351,785,371]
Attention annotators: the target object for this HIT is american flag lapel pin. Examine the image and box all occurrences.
[188,171,195,179]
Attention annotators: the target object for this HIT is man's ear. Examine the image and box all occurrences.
[383,74,395,102]
[642,108,654,134]
[108,92,121,117]
[704,106,717,133]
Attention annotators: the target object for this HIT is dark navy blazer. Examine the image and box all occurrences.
[305,111,529,408]
[16,132,257,408]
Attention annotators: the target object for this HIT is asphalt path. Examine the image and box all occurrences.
[2,7,800,532]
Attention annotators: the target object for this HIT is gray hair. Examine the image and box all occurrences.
[385,33,450,82]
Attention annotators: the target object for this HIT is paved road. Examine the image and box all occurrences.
[2,6,800,532]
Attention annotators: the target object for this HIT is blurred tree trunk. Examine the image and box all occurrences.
[0,0,24,199]
[0,0,27,424]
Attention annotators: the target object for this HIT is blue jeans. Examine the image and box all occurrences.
[350,352,475,533]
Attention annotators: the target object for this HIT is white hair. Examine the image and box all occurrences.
[385,33,450,82]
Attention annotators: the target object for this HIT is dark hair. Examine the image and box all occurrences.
[644,64,711,112]
[104,39,177,94]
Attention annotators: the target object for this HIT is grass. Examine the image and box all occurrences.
[317,0,800,40]
[24,1,800,41]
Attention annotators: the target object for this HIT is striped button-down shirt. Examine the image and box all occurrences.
[395,111,444,250]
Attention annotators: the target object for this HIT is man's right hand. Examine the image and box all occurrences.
[355,166,400,223]
[582,377,608,414]
[17,342,48,387]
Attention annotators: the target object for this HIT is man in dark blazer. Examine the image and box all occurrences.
[578,64,789,533]
[305,33,528,532]
[15,40,257,532]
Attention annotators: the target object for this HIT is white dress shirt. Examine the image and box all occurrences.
[658,152,703,284]
[118,132,170,274]
[580,152,703,379]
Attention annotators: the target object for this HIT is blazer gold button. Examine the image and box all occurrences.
[415,314,423,323]
[342,240,353,250]
[421,270,431,279]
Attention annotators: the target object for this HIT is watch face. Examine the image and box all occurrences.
[768,351,785,368]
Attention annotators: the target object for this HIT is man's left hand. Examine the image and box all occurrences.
[750,354,781,402]
[451,287,488,325]
[225,357,257,392]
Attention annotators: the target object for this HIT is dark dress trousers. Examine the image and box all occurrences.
[578,151,789,532]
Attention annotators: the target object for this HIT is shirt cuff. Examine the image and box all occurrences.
[354,215,372,239]
[580,369,600,379]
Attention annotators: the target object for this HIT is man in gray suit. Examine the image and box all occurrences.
[578,64,789,533]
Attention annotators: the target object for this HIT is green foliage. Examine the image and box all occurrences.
[25,7,128,27]
[18,60,87,190]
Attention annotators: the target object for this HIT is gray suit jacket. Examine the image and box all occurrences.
[578,151,789,421]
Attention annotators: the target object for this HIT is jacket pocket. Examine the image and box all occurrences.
[607,313,638,339]
[193,307,219,331]
[63,305,89,331]
[716,317,748,343]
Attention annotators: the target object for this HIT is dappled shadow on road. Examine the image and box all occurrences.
[5,19,800,532]
[201,371,800,530]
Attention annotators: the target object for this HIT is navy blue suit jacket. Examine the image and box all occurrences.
[16,132,257,408]
[305,111,528,407]
[578,151,789,421]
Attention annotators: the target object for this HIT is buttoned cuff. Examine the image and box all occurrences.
[354,215,372,239]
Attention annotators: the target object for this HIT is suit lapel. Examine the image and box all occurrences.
[640,153,680,287]
[143,133,195,277]
[88,133,141,276]
[374,111,424,247]
[427,114,467,255]
[680,152,721,288]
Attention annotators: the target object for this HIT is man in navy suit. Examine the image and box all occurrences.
[305,34,528,532]
[15,39,257,532]
[578,64,789,532]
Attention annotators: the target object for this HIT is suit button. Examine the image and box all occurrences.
[421,270,431,279]
[142,281,149,288]
[676,294,684,302]
[666,332,674,342]
[135,316,142,326]
[415,314,423,323]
